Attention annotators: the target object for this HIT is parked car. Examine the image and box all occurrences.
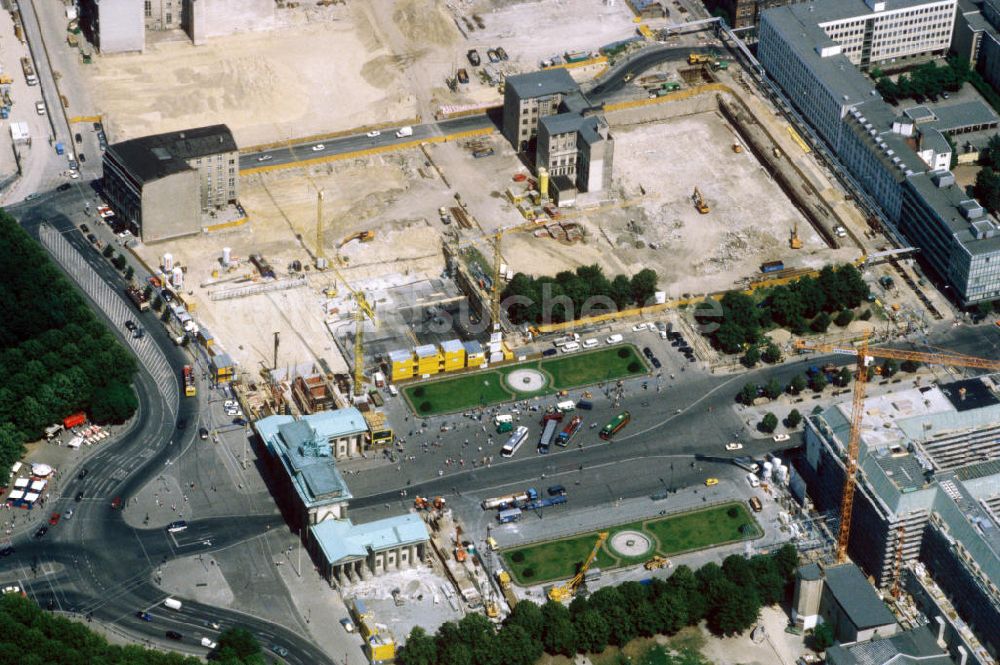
[651,357,662,369]
[466,49,481,66]
[339,617,355,633]
[456,68,469,84]
[487,49,500,63]
[87,234,97,244]
[496,46,509,61]
[80,223,89,233]
[75,133,82,144]
[725,442,743,451]
[773,433,791,442]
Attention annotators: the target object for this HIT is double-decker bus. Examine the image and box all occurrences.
[599,411,630,440]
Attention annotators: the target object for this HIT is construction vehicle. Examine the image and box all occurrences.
[548,532,609,602]
[692,187,710,214]
[688,53,713,65]
[790,223,802,249]
[644,556,671,570]
[339,230,374,248]
[413,496,429,510]
[732,143,743,153]
[20,57,36,86]
[710,60,729,71]
[793,335,1000,564]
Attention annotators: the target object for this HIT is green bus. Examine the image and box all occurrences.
[600,411,631,440]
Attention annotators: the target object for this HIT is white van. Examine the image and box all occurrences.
[746,473,760,488]
[395,126,413,138]
[561,341,580,353]
[494,414,513,426]
[556,400,576,412]
[582,338,599,349]
[388,385,399,397]
[9,462,22,478]
[201,637,218,649]
[163,597,183,610]
[606,334,623,345]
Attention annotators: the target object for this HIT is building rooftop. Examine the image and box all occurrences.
[824,563,897,630]
[105,124,236,185]
[440,339,464,354]
[308,408,368,441]
[926,100,1000,133]
[506,69,577,99]
[540,112,589,136]
[784,0,948,25]
[310,514,429,565]
[825,626,951,665]
[798,562,823,581]
[905,171,1000,255]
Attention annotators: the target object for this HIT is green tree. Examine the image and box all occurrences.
[764,378,783,400]
[834,309,854,327]
[784,409,802,429]
[541,601,577,656]
[398,627,438,665]
[573,609,610,653]
[789,374,807,394]
[741,346,760,368]
[758,412,778,433]
[125,265,135,281]
[113,253,127,271]
[901,359,920,373]
[837,367,853,387]
[629,268,659,306]
[738,383,758,406]
[102,244,114,258]
[812,622,835,651]
[974,167,1000,214]
[214,627,262,660]
[588,586,635,646]
[882,359,899,377]
[152,295,164,311]
[609,275,632,310]
[496,624,541,665]
[762,343,782,364]
[809,371,828,392]
[774,544,800,579]
[505,599,544,642]
[810,312,831,333]
[708,585,761,636]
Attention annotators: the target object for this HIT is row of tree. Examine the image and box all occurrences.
[872,57,969,104]
[0,211,138,479]
[696,264,870,354]
[397,544,800,665]
[0,594,266,665]
[738,358,922,406]
[502,265,658,325]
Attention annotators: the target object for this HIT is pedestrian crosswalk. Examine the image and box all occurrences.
[38,224,179,416]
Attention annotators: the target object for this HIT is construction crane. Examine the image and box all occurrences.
[547,531,608,602]
[793,336,1000,563]
[350,291,377,396]
[315,189,327,269]
[692,187,710,214]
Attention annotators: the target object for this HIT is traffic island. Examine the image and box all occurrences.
[402,345,647,416]
[500,502,761,586]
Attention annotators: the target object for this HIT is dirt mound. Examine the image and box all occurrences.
[393,0,459,47]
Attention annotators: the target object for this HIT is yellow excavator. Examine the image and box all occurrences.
[693,187,710,214]
[548,532,609,603]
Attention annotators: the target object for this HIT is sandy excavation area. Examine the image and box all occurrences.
[503,112,857,296]
[87,4,418,147]
[134,152,453,371]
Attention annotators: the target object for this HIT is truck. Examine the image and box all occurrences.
[497,507,522,524]
[395,126,413,138]
[760,260,785,274]
[688,53,713,65]
[182,365,197,397]
[556,416,582,446]
[482,488,537,511]
[600,411,631,440]
[564,50,590,63]
[125,285,150,311]
[20,57,36,86]
[55,142,65,156]
[538,419,558,454]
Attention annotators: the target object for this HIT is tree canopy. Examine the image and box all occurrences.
[397,545,800,665]
[0,211,138,477]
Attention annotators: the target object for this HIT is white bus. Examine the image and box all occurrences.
[501,426,529,458]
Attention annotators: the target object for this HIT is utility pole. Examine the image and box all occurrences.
[242,425,250,469]
[273,331,280,371]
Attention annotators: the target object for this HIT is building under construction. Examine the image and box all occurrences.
[798,375,1000,661]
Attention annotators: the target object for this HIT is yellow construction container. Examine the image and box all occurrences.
[440,339,466,372]
[538,167,549,200]
[415,344,443,376]
[463,340,486,368]
[388,349,415,381]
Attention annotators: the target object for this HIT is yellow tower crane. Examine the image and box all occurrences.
[548,531,609,602]
[793,336,1000,563]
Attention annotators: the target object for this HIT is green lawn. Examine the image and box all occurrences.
[501,502,761,586]
[402,345,647,416]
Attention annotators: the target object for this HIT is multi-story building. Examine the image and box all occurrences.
[502,69,578,152]
[78,0,144,54]
[503,70,615,194]
[144,0,182,31]
[706,0,800,29]
[102,124,238,243]
[759,0,1000,305]
[255,410,430,587]
[798,376,1000,659]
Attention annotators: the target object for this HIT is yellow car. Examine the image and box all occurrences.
[704,478,719,487]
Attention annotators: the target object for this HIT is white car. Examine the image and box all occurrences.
[69,172,80,179]
[725,442,743,451]
[582,338,599,349]
[224,400,237,409]
[366,131,381,138]
[773,434,791,442]
[256,154,273,162]
[632,323,648,332]
[311,144,325,152]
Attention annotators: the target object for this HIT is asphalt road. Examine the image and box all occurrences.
[237,45,717,171]
[3,191,334,665]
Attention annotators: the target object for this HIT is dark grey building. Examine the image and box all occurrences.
[102,125,238,243]
[825,626,953,665]
[502,69,578,152]
[792,562,898,642]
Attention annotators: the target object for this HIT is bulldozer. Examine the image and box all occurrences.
[644,556,671,570]
[692,187,710,214]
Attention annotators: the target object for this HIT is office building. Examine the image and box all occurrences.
[798,376,1000,659]
[759,0,1000,305]
[706,0,800,29]
[102,125,238,243]
[78,0,144,54]
[503,70,615,194]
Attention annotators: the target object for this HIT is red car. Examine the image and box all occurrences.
[110,497,122,510]
[48,512,60,526]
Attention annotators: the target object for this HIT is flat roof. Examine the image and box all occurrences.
[905,171,1000,255]
[507,69,577,99]
[927,100,1000,133]
[106,124,236,185]
[823,563,897,630]
[311,514,429,565]
[826,626,951,665]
